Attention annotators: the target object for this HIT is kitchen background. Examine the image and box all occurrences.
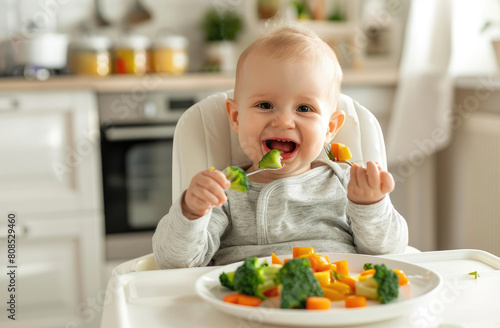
[1,0,500,327]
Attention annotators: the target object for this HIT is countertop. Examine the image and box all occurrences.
[0,68,399,92]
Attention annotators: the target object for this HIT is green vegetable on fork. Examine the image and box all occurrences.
[223,150,284,193]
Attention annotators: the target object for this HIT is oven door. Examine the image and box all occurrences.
[101,124,175,235]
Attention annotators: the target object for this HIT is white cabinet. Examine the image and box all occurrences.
[0,91,103,328]
[0,91,101,215]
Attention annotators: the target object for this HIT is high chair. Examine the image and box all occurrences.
[112,90,416,275]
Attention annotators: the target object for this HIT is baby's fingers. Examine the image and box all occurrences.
[380,171,395,194]
[366,161,380,189]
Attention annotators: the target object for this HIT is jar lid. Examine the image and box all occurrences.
[71,35,112,51]
[116,35,151,50]
[155,35,188,50]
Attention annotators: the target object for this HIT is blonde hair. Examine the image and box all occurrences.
[234,24,343,111]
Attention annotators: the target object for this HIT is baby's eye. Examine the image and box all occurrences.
[258,102,272,109]
[297,105,312,112]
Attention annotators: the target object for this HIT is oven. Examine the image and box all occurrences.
[98,91,206,260]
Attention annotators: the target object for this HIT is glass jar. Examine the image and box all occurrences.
[152,35,188,74]
[69,35,112,76]
[114,35,151,75]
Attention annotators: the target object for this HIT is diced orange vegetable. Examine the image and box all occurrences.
[306,297,331,310]
[316,255,332,272]
[337,144,352,161]
[332,260,349,275]
[394,269,409,286]
[293,246,315,258]
[271,253,283,265]
[360,269,376,276]
[223,293,240,304]
[325,281,353,296]
[314,271,332,287]
[284,258,290,264]
[322,287,346,301]
[223,293,262,307]
[330,143,340,160]
[345,295,367,308]
[262,286,280,298]
[302,253,321,271]
[339,276,356,292]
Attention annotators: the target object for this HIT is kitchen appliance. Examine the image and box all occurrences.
[98,91,210,260]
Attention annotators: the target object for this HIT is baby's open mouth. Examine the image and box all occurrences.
[265,139,297,154]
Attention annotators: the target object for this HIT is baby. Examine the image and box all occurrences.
[153,25,408,269]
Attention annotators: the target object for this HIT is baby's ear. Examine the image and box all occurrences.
[326,110,345,142]
[225,99,239,134]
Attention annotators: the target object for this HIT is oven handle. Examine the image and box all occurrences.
[104,125,176,141]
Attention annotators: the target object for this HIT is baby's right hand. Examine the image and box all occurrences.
[182,169,230,220]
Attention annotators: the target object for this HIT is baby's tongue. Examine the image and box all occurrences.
[268,140,295,153]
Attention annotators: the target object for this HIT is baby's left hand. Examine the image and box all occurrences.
[347,161,395,205]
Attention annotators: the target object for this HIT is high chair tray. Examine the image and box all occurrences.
[100,249,500,328]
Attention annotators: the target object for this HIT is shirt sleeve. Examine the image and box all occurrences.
[336,163,409,255]
[152,192,229,269]
[347,196,408,255]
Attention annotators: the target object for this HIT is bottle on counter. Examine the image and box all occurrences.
[114,35,151,75]
[152,35,188,74]
[69,35,112,76]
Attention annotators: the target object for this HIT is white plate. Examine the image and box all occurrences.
[195,253,443,327]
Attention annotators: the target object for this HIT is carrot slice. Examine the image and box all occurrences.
[360,269,376,276]
[262,286,280,298]
[271,253,283,265]
[293,246,315,258]
[306,297,331,310]
[332,260,349,275]
[223,293,240,304]
[237,294,262,307]
[223,293,262,307]
[394,269,409,286]
[345,295,367,308]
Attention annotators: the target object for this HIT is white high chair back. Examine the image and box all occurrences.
[111,90,396,275]
[172,90,387,202]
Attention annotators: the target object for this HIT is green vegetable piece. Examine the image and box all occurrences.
[224,166,250,192]
[372,264,399,304]
[232,257,281,300]
[327,150,337,161]
[363,263,374,270]
[468,271,480,279]
[258,149,283,169]
[275,257,323,309]
[219,271,235,290]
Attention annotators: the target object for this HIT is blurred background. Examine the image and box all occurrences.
[1,0,500,327]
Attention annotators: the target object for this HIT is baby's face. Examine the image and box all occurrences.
[227,53,342,180]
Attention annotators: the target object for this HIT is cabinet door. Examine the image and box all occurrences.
[0,213,103,328]
[0,91,101,215]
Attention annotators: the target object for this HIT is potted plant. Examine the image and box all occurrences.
[201,8,243,73]
[481,0,500,69]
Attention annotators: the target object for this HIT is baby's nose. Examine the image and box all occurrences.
[271,110,295,129]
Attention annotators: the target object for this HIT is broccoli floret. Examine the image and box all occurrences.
[356,264,399,304]
[258,149,283,169]
[275,257,323,309]
[224,166,250,192]
[226,257,281,300]
[363,263,374,270]
[219,271,235,290]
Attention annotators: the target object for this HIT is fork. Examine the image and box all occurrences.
[223,165,284,182]
[323,145,354,166]
[246,166,284,176]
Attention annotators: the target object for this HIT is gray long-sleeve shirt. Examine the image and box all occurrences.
[153,160,408,269]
